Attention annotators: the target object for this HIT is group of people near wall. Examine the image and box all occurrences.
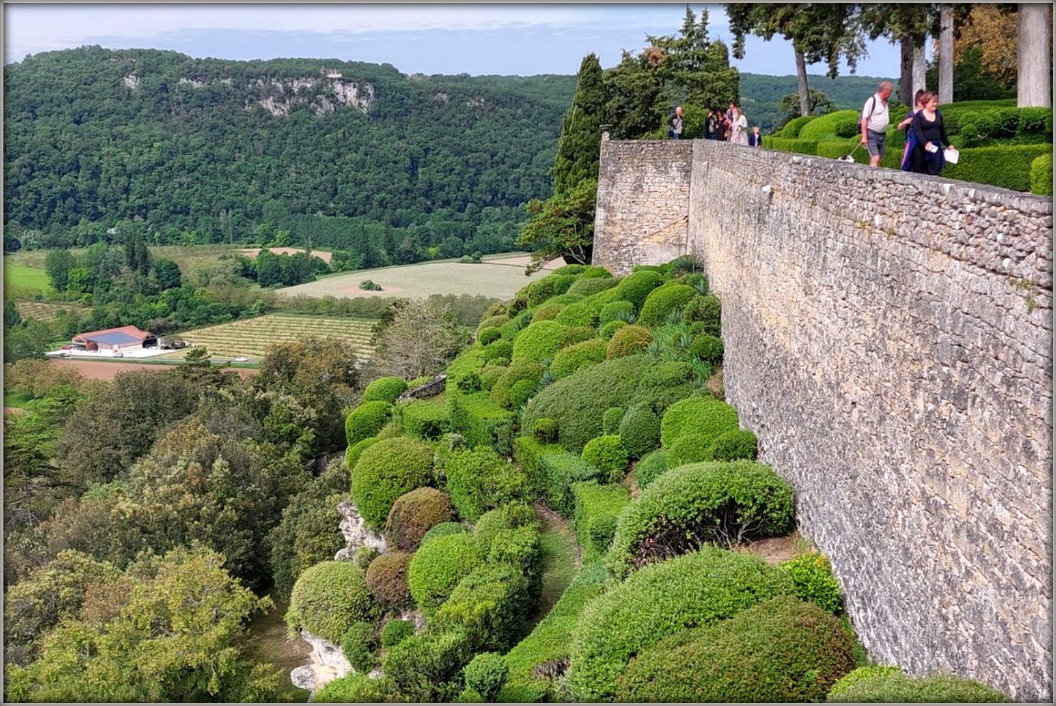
[667,103,762,147]
[860,80,955,175]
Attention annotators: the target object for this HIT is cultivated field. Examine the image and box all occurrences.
[15,301,87,322]
[277,254,562,301]
[4,262,52,297]
[179,313,376,360]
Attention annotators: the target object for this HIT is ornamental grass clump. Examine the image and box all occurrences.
[350,437,435,529]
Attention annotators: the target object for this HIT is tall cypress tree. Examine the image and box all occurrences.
[551,53,607,195]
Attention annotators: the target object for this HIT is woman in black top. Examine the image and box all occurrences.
[909,91,953,175]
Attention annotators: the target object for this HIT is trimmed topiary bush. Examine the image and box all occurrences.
[511,320,594,363]
[380,618,415,648]
[345,401,394,446]
[383,627,474,701]
[530,303,564,322]
[365,551,413,607]
[341,620,378,673]
[571,481,632,560]
[615,595,856,703]
[781,114,816,138]
[538,448,603,515]
[464,652,510,702]
[433,564,532,652]
[421,521,468,544]
[444,446,527,522]
[667,432,714,466]
[481,338,514,362]
[408,532,482,613]
[660,396,739,448]
[508,378,538,409]
[530,417,558,443]
[363,376,408,403]
[566,276,618,298]
[352,546,381,569]
[474,502,536,551]
[386,487,456,552]
[781,552,844,614]
[581,434,629,483]
[344,436,378,472]
[314,672,397,703]
[350,437,435,529]
[606,461,795,578]
[683,293,721,336]
[401,398,451,440]
[612,270,664,311]
[478,327,502,346]
[599,300,636,324]
[706,428,758,461]
[1030,152,1053,196]
[606,324,653,359]
[550,338,608,379]
[632,360,697,413]
[689,332,723,365]
[555,302,599,328]
[286,561,381,644]
[489,358,545,408]
[448,391,517,456]
[601,406,624,435]
[638,283,698,327]
[618,403,661,459]
[827,665,1007,702]
[566,546,791,702]
[598,319,627,339]
[634,448,670,489]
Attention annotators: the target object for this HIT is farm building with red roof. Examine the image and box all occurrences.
[72,325,156,352]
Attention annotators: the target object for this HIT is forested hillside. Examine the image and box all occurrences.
[4,47,576,255]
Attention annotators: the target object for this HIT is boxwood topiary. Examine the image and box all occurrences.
[633,360,697,413]
[781,114,816,138]
[638,283,698,327]
[352,546,380,569]
[571,481,632,560]
[464,652,510,702]
[477,327,502,346]
[479,366,505,391]
[660,396,739,447]
[612,270,665,312]
[566,276,618,297]
[444,446,527,522]
[826,665,1007,702]
[598,319,628,340]
[344,436,378,472]
[530,417,558,443]
[706,428,758,461]
[565,546,791,702]
[618,403,661,459]
[555,302,599,328]
[615,595,856,703]
[498,309,533,341]
[599,300,636,325]
[508,378,538,409]
[634,448,670,490]
[314,672,398,703]
[474,502,537,555]
[433,564,532,652]
[383,626,474,701]
[407,532,482,612]
[401,398,452,440]
[606,460,796,578]
[490,358,545,408]
[421,521,468,545]
[667,432,715,466]
[350,437,435,529]
[511,320,594,363]
[384,487,455,552]
[550,338,608,380]
[780,552,844,614]
[286,560,381,644]
[380,618,415,648]
[689,332,723,365]
[1030,152,1053,196]
[365,551,413,607]
[341,620,379,673]
[537,448,604,515]
[530,302,564,322]
[601,406,625,435]
[477,314,510,335]
[606,324,653,359]
[345,401,394,446]
[480,338,514,362]
[581,435,629,483]
[363,376,408,404]
[683,293,721,336]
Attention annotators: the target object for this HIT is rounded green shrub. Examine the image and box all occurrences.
[598,319,627,339]
[1030,153,1053,196]
[365,551,413,607]
[551,338,608,380]
[618,403,661,459]
[667,432,714,466]
[638,283,697,327]
[314,672,397,703]
[341,620,378,673]
[781,114,816,138]
[601,406,625,435]
[512,320,594,363]
[555,302,599,328]
[526,274,576,307]
[498,309,533,340]
[408,532,482,612]
[508,378,538,409]
[477,314,509,334]
[676,271,709,294]
[634,448,669,489]
[689,333,723,365]
[433,564,532,652]
[489,358,544,408]
[477,327,502,346]
[683,293,721,336]
[599,300,636,325]
[615,595,856,703]
[530,303,564,322]
[464,652,510,702]
[566,276,618,297]
[383,626,474,701]
[380,619,415,648]
[566,546,791,702]
[606,324,653,359]
[473,502,537,553]
[480,338,513,362]
[401,400,451,440]
[530,417,558,443]
[798,109,861,139]
[363,377,408,404]
[780,552,844,614]
[826,665,1007,702]
[660,396,739,447]
[706,428,758,461]
[444,446,527,522]
[480,366,505,391]
[421,521,468,544]
[344,436,378,472]
[582,435,629,483]
[286,561,381,644]
[606,460,796,578]
[612,270,664,311]
[572,265,612,278]
[345,401,394,447]
[350,437,434,529]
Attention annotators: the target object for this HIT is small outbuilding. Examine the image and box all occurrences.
[72,325,156,353]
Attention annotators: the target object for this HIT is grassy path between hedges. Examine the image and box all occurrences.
[529,502,579,629]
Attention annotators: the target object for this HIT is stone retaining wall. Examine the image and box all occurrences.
[594,138,1053,701]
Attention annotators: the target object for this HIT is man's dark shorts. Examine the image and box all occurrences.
[867,129,886,158]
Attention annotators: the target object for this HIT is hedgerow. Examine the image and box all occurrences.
[382,627,474,701]
[581,435,628,483]
[550,338,608,379]
[444,446,527,522]
[345,400,394,446]
[565,546,791,702]
[826,665,1007,702]
[350,437,435,529]
[286,561,381,644]
[660,396,739,447]
[571,481,632,561]
[407,532,482,613]
[512,435,563,499]
[605,324,653,359]
[401,397,451,440]
[384,487,455,552]
[943,143,1053,192]
[618,403,661,459]
[638,283,698,327]
[1031,153,1053,196]
[615,596,856,703]
[363,376,408,403]
[606,460,796,578]
[634,448,669,489]
[511,320,594,363]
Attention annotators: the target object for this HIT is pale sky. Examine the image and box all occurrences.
[3,3,903,78]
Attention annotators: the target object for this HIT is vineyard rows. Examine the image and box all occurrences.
[180,314,377,359]
[15,301,86,322]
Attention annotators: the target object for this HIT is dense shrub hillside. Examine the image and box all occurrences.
[289,258,1008,703]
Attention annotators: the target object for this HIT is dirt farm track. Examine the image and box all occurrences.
[48,358,257,381]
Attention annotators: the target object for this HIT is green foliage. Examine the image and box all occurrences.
[314,672,397,703]
[612,270,664,311]
[634,448,670,490]
[763,136,819,154]
[552,53,606,195]
[538,448,604,515]
[344,436,378,472]
[345,401,394,447]
[444,446,527,522]
[682,292,721,335]
[341,620,379,674]
[490,358,544,408]
[618,403,662,459]
[465,653,509,702]
[660,396,739,447]
[401,397,452,440]
[433,564,532,652]
[581,434,629,483]
[447,391,516,456]
[286,560,381,644]
[571,481,632,561]
[421,521,468,544]
[511,320,594,363]
[385,487,455,552]
[598,319,627,339]
[638,283,697,327]
[667,432,715,466]
[706,428,758,461]
[530,302,564,322]
[550,337,608,379]
[554,302,598,327]
[363,376,408,403]
[599,300,636,324]
[1030,153,1053,196]
[615,595,856,702]
[797,109,862,140]
[383,627,474,701]
[474,502,537,555]
[781,552,844,614]
[689,332,723,365]
[380,619,415,648]
[781,114,817,137]
[517,180,599,274]
[364,551,413,608]
[565,275,617,297]
[350,436,434,529]
[942,144,1054,192]
[566,546,791,702]
[606,324,653,359]
[478,326,503,346]
[606,461,796,578]
[601,406,625,435]
[827,665,1007,703]
[353,546,381,570]
[407,532,482,613]
[360,279,382,291]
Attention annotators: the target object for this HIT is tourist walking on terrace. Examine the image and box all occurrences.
[898,89,926,172]
[730,105,749,145]
[909,91,953,176]
[859,80,893,168]
[668,105,684,140]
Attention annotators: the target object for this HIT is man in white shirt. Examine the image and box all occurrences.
[859,81,893,168]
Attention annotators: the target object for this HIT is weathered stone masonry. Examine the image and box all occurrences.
[594,138,1053,701]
